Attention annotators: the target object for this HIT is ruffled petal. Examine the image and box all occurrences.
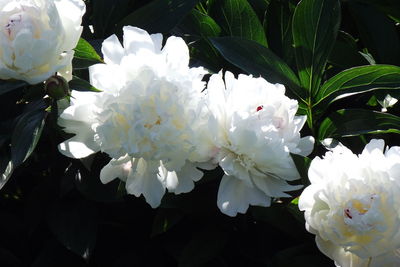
[125,158,165,208]
[217,175,270,217]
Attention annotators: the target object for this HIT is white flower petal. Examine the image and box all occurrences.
[217,175,270,217]
[0,0,85,83]
[101,34,125,65]
[206,71,313,216]
[165,162,203,194]
[300,139,400,267]
[126,158,165,208]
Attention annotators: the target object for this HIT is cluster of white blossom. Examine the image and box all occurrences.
[299,140,400,266]
[0,0,85,84]
[6,2,400,265]
[56,25,314,216]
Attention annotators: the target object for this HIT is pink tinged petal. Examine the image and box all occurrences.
[125,158,165,208]
[122,26,155,54]
[101,34,124,65]
[217,175,270,217]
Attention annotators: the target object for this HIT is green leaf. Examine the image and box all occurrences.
[117,0,200,34]
[247,0,270,21]
[328,31,369,69]
[151,208,184,237]
[11,101,47,166]
[91,0,134,38]
[69,76,101,92]
[314,65,400,115]
[292,0,341,95]
[211,37,304,100]
[349,2,400,65]
[318,109,400,140]
[209,0,268,46]
[290,153,312,186]
[73,38,103,69]
[266,0,296,63]
[183,10,221,37]
[0,149,13,190]
[73,163,126,203]
[74,38,102,62]
[0,80,26,96]
[47,199,98,261]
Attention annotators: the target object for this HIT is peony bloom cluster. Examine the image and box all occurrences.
[205,71,314,216]
[58,26,213,208]
[58,25,313,213]
[0,0,85,84]
[299,139,400,267]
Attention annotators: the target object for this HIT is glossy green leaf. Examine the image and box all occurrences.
[74,38,102,62]
[349,2,400,65]
[247,0,270,21]
[290,153,312,186]
[69,76,101,92]
[209,0,268,46]
[292,0,341,95]
[314,65,400,114]
[211,37,304,100]
[318,109,400,140]
[73,38,103,69]
[73,161,126,203]
[117,0,200,34]
[91,0,134,38]
[47,200,98,261]
[328,31,369,69]
[11,101,47,166]
[183,10,221,37]
[0,149,13,190]
[266,0,296,63]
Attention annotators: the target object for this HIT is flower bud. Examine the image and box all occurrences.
[45,75,70,100]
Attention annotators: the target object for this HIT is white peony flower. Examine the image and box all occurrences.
[205,71,314,216]
[0,0,85,84]
[299,139,400,267]
[58,26,214,208]
[378,94,398,113]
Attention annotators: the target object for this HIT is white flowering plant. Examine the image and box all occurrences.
[1,0,400,266]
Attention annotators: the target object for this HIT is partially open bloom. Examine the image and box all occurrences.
[205,71,314,216]
[299,139,400,267]
[58,26,213,207]
[0,0,85,84]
